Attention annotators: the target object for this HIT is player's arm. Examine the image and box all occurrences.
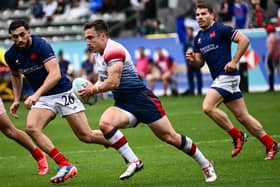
[231,31,249,65]
[224,31,249,72]
[10,70,23,103]
[24,58,61,109]
[35,58,61,97]
[10,70,23,118]
[186,49,205,68]
[93,61,123,93]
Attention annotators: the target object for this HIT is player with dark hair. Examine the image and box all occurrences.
[80,19,217,182]
[186,3,279,160]
[5,19,114,184]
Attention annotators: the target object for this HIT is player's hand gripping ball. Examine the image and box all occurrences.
[72,77,98,105]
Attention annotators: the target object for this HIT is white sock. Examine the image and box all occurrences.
[181,135,209,168]
[107,129,138,163]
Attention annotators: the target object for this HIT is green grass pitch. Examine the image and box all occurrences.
[0,92,280,187]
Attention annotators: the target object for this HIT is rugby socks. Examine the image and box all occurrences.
[259,134,275,149]
[228,127,242,139]
[105,128,138,163]
[31,147,45,161]
[180,135,209,168]
[49,147,72,167]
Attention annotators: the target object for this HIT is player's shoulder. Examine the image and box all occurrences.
[31,35,50,48]
[103,39,126,63]
[4,45,16,61]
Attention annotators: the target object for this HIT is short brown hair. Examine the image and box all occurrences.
[196,2,214,14]
[84,19,109,37]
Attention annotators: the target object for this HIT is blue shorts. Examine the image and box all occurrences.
[211,75,243,103]
[113,88,166,124]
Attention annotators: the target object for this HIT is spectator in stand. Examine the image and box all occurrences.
[135,20,150,36]
[149,48,177,96]
[43,0,58,22]
[149,19,166,34]
[218,0,234,26]
[265,24,280,91]
[232,0,248,29]
[135,47,153,81]
[30,0,44,20]
[89,0,103,14]
[248,0,267,28]
[77,48,98,84]
[54,0,67,16]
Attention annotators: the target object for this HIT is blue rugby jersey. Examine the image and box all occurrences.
[5,35,71,96]
[193,22,240,79]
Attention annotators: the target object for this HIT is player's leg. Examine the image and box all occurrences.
[162,72,171,96]
[0,98,48,175]
[65,111,109,146]
[26,108,75,183]
[225,98,279,160]
[98,106,143,180]
[148,116,216,182]
[203,88,247,157]
[0,112,48,175]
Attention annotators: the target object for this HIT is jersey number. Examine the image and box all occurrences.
[61,94,75,106]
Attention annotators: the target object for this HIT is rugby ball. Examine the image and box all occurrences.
[72,77,98,105]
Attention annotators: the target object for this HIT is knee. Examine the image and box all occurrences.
[25,122,39,136]
[202,104,213,116]
[99,120,112,134]
[3,127,16,139]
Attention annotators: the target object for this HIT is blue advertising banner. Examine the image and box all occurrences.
[2,29,279,94]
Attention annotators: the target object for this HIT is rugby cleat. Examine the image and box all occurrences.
[232,132,248,157]
[50,165,78,184]
[202,160,217,183]
[37,153,48,175]
[264,142,280,160]
[119,159,144,180]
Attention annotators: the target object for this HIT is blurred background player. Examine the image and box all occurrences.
[265,24,280,92]
[186,2,280,160]
[80,19,217,182]
[135,47,153,81]
[183,26,202,96]
[149,47,178,96]
[77,48,98,83]
[0,48,48,175]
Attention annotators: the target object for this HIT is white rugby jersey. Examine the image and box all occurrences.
[94,39,145,93]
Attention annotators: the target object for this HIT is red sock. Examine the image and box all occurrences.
[259,134,275,149]
[228,127,242,139]
[49,147,72,167]
[31,148,44,161]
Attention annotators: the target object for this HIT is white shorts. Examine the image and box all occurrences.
[32,89,85,117]
[0,98,6,115]
[211,75,241,94]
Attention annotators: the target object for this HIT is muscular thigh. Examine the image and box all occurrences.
[100,106,130,128]
[203,88,224,108]
[65,111,93,135]
[27,108,56,129]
